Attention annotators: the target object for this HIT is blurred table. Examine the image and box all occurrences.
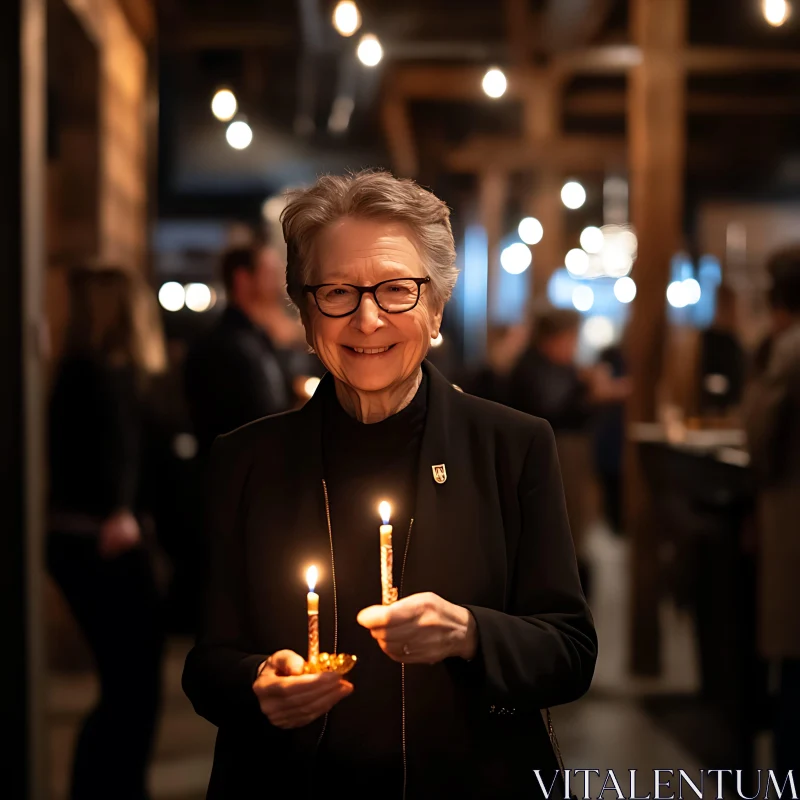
[631,425,765,778]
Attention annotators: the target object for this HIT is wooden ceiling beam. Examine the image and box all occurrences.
[541,0,617,53]
[118,0,155,45]
[444,134,626,173]
[380,94,418,178]
[162,23,294,50]
[566,90,800,116]
[684,47,800,72]
[505,0,532,66]
[385,45,800,104]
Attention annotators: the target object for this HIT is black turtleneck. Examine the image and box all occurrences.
[318,373,427,790]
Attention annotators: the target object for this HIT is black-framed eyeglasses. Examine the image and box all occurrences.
[303,277,431,318]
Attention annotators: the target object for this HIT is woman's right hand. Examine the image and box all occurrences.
[252,650,353,729]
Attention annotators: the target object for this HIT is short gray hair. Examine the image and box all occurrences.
[281,170,458,310]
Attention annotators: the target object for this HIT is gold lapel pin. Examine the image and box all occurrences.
[432,464,447,484]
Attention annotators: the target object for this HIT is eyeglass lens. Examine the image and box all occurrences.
[316,279,420,314]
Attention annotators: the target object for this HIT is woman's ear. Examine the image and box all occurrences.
[430,305,444,339]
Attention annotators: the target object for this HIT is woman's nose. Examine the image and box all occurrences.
[350,294,383,334]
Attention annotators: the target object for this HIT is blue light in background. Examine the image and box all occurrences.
[491,234,531,325]
[694,254,721,328]
[462,224,488,365]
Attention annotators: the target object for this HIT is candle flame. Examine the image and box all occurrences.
[379,501,391,525]
[306,565,318,592]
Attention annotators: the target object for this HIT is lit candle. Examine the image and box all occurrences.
[306,565,319,665]
[379,501,398,605]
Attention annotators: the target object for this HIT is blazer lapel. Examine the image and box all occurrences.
[246,374,333,655]
[401,361,457,598]
[402,361,505,608]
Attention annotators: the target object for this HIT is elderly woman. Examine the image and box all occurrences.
[182,170,596,799]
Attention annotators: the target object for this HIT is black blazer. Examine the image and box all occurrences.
[183,361,597,799]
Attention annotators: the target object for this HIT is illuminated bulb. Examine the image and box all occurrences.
[667,280,687,308]
[158,282,185,312]
[211,89,237,122]
[482,68,507,99]
[379,501,391,524]
[602,247,634,277]
[332,0,361,36]
[561,181,587,210]
[682,278,702,305]
[306,565,318,592]
[614,276,637,304]
[518,217,544,245]
[583,316,615,350]
[226,120,253,149]
[431,332,444,348]
[303,376,321,398]
[572,285,594,312]
[763,0,791,26]
[357,34,383,66]
[580,226,604,254]
[500,242,532,274]
[185,283,212,312]
[618,230,638,254]
[565,248,590,276]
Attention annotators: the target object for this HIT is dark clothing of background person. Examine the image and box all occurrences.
[184,306,294,456]
[506,347,594,594]
[182,362,596,799]
[507,347,591,433]
[48,356,164,800]
[697,328,745,415]
[592,345,626,533]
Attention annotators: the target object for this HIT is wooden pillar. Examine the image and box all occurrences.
[479,168,509,331]
[1,0,48,795]
[530,170,564,305]
[522,68,564,304]
[626,0,687,675]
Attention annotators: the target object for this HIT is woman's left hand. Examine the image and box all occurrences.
[357,592,478,665]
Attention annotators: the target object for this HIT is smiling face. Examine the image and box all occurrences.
[303,217,443,394]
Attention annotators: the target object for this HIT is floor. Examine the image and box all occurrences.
[47,525,746,799]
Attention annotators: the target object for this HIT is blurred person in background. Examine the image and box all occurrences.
[593,342,627,535]
[697,283,745,419]
[182,171,595,798]
[743,246,800,777]
[48,266,168,800]
[507,307,631,592]
[459,323,529,404]
[184,244,297,458]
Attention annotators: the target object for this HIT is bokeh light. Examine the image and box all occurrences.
[613,276,637,304]
[561,181,587,210]
[682,277,702,305]
[583,316,615,350]
[226,120,253,149]
[572,285,594,312]
[580,226,604,254]
[211,89,237,122]
[667,280,687,308]
[332,1,362,36]
[763,0,791,26]
[482,68,507,99]
[158,282,185,312]
[185,283,213,313]
[565,248,590,276]
[500,242,532,274]
[518,217,544,245]
[357,34,383,66]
